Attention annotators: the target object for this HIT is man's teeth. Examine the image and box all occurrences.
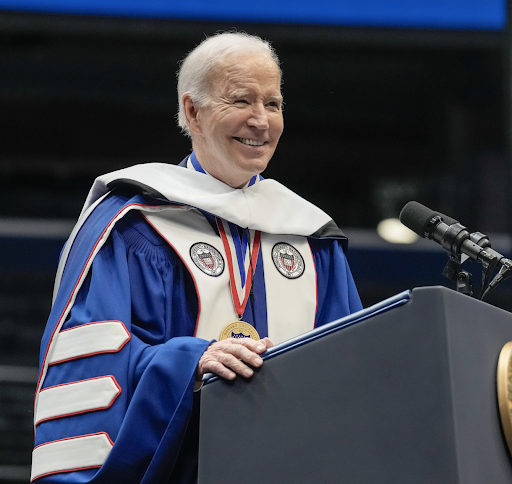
[235,137,264,146]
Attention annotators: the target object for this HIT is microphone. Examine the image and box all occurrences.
[399,201,510,270]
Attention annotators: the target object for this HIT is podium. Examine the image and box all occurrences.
[198,286,512,483]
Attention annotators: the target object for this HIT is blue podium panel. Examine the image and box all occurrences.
[198,286,512,484]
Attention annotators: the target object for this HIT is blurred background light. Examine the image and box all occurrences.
[377,218,419,244]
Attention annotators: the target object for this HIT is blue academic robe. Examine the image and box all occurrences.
[33,175,362,483]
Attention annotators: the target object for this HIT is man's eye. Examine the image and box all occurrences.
[235,99,249,104]
[267,101,281,110]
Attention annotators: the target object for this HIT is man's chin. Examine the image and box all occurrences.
[236,151,274,172]
[239,159,270,177]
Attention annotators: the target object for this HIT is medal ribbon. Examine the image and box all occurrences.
[217,218,261,318]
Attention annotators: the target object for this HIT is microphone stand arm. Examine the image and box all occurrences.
[442,255,473,297]
[438,222,475,296]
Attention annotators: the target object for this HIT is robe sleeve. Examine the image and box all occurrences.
[33,213,211,484]
[309,238,363,328]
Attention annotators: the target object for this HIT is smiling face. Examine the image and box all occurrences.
[183,53,284,188]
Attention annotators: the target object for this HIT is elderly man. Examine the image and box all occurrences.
[31,32,362,483]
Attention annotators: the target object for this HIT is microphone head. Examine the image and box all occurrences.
[399,201,458,238]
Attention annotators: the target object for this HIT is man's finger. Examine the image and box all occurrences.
[202,359,236,380]
[260,337,274,349]
[224,343,263,367]
[227,338,266,354]
[216,352,254,377]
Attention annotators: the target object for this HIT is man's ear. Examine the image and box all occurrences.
[183,93,202,135]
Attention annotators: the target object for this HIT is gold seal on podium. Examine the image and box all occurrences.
[497,341,512,456]
[219,321,260,341]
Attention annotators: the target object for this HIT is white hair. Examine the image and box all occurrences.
[177,32,281,138]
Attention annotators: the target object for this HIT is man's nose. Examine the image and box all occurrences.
[247,104,269,130]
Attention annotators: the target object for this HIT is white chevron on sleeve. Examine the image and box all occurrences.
[48,321,130,364]
[35,376,121,426]
[31,432,113,481]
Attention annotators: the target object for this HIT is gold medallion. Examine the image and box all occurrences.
[219,321,260,341]
[497,341,512,456]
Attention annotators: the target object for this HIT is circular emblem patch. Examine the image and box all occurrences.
[190,243,224,277]
[271,243,305,279]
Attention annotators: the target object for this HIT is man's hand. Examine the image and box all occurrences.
[197,337,274,380]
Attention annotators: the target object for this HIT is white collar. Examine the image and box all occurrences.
[81,162,332,236]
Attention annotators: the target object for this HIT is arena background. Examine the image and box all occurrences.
[0,1,510,480]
